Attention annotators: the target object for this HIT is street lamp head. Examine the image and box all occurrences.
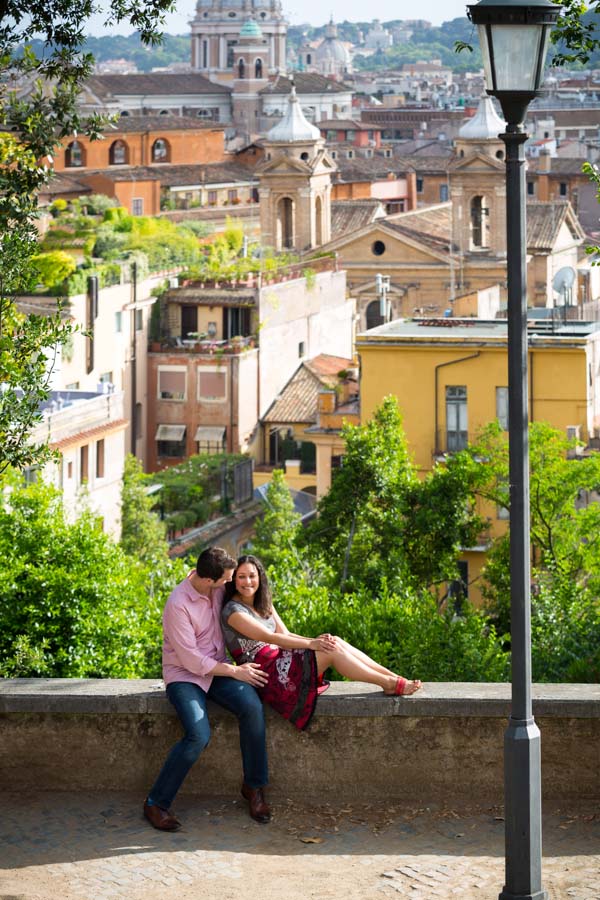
[467,0,560,126]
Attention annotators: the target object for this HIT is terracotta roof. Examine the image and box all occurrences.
[531,157,587,176]
[260,73,352,95]
[317,119,381,131]
[79,162,256,185]
[39,173,92,196]
[51,419,128,450]
[262,354,353,424]
[331,200,385,237]
[399,154,450,174]
[385,204,452,251]
[334,156,411,183]
[87,73,232,97]
[104,115,224,133]
[526,200,583,249]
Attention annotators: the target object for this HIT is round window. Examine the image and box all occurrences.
[372,240,386,256]
[300,152,309,161]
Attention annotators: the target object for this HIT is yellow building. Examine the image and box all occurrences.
[356,316,600,602]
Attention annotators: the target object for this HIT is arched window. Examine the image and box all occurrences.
[470,195,490,249]
[109,140,128,165]
[238,58,245,79]
[65,140,85,168]
[255,58,263,78]
[315,195,323,246]
[277,197,294,250]
[152,138,170,162]
[306,53,312,64]
[366,300,384,330]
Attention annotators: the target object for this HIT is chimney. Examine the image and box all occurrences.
[538,148,552,172]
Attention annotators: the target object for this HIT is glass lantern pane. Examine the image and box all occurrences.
[487,24,547,91]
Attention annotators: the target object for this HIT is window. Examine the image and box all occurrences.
[208,190,217,204]
[496,387,509,430]
[371,240,386,256]
[330,150,337,159]
[109,140,128,165]
[198,366,227,402]
[448,560,469,609]
[67,461,73,479]
[347,149,354,159]
[497,479,510,520]
[326,129,337,142]
[135,403,143,440]
[559,182,567,197]
[446,386,467,451]
[470,195,489,249]
[99,371,112,384]
[135,308,143,331]
[66,382,79,390]
[527,181,535,196]
[132,198,144,216]
[298,341,305,358]
[115,311,122,333]
[152,139,170,162]
[366,299,384,330]
[228,189,238,203]
[158,367,186,400]
[416,177,424,193]
[345,130,356,140]
[157,436,186,458]
[80,444,89,483]
[65,140,85,167]
[439,184,449,202]
[238,58,245,78]
[195,425,226,454]
[384,148,392,158]
[223,306,251,338]
[96,439,105,478]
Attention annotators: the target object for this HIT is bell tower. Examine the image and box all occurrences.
[450,95,507,260]
[258,83,337,252]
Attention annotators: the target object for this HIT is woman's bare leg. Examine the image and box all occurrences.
[314,645,421,695]
[334,637,396,677]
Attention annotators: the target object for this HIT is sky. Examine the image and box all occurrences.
[87,1,470,37]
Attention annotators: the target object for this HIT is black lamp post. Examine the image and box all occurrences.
[466,2,559,899]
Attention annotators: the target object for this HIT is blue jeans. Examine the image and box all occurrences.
[148,678,268,810]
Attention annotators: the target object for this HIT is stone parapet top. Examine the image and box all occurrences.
[1,679,599,718]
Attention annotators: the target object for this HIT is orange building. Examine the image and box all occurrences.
[53,116,226,173]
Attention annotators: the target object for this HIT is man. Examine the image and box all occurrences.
[143,547,270,831]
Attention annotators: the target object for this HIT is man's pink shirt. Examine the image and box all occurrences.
[162,572,228,692]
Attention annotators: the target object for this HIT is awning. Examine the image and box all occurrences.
[194,426,225,443]
[155,424,186,441]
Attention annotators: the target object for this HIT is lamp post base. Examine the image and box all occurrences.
[498,718,546,900]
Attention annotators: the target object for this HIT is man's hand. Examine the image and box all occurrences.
[234,662,269,687]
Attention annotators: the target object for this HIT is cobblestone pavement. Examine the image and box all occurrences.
[1,792,599,900]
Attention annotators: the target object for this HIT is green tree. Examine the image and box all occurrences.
[0,0,173,474]
[305,396,484,595]
[31,251,77,289]
[0,474,182,677]
[252,468,304,574]
[120,454,169,565]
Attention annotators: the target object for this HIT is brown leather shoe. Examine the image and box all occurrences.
[143,800,181,832]
[241,783,271,823]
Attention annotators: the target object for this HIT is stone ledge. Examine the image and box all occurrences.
[1,678,599,718]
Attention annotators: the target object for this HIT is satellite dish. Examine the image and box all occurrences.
[552,266,576,306]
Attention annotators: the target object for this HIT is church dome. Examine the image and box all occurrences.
[315,18,349,65]
[240,17,263,38]
[266,84,321,142]
[459,95,506,140]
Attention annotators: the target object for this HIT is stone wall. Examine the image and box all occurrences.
[1,680,599,806]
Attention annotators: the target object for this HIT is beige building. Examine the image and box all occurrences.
[258,84,336,251]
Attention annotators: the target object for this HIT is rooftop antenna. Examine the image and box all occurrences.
[552,266,576,327]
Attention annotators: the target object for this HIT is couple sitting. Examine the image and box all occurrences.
[143,547,421,832]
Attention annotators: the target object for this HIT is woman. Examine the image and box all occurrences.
[221,554,422,731]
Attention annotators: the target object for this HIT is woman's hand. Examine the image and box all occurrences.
[234,662,269,687]
[309,634,338,652]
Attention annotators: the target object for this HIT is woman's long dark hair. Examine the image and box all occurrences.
[224,554,273,618]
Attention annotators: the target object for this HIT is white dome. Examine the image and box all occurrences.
[459,95,506,140]
[266,84,321,142]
